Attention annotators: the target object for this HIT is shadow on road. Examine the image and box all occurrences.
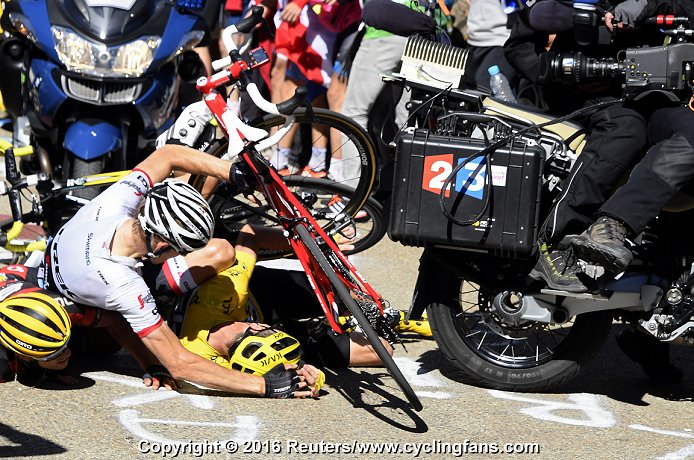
[322,367,429,433]
[0,423,67,457]
[418,325,692,407]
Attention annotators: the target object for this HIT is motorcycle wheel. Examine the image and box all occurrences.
[426,269,613,391]
[70,157,107,200]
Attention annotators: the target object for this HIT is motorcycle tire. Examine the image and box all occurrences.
[70,157,107,200]
[425,268,613,391]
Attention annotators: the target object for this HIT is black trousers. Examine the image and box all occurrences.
[540,103,648,244]
[600,106,694,235]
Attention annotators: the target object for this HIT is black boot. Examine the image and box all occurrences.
[616,328,683,384]
[529,244,589,292]
[571,216,633,273]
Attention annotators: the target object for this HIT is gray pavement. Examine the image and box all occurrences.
[0,236,692,459]
[0,126,692,459]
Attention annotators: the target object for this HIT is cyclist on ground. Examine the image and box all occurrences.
[169,223,413,372]
[36,115,323,398]
[0,289,73,384]
[0,272,166,387]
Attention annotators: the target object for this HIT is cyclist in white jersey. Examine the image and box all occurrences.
[41,138,322,399]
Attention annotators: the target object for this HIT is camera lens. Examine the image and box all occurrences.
[539,52,624,85]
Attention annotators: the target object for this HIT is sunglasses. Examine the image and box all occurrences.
[35,339,70,362]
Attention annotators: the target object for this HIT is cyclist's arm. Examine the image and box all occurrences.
[235,224,291,259]
[143,323,319,397]
[134,144,233,186]
[141,323,272,394]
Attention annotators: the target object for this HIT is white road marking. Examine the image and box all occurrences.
[85,372,214,408]
[394,357,452,399]
[85,371,260,445]
[119,410,261,445]
[630,425,694,460]
[488,391,616,428]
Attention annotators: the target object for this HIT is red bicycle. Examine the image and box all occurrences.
[196,7,421,411]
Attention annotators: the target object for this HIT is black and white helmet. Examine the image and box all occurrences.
[138,178,214,254]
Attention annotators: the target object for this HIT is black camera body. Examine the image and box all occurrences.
[622,43,694,99]
[539,43,694,101]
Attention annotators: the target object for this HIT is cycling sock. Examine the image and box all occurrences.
[272,147,291,169]
[328,161,343,182]
[308,147,326,172]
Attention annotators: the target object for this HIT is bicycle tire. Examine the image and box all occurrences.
[295,223,423,411]
[252,108,378,215]
[211,176,386,258]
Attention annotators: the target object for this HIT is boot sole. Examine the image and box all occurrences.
[571,238,631,274]
[528,268,589,293]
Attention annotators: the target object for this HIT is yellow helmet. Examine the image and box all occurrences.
[228,327,302,375]
[0,291,71,360]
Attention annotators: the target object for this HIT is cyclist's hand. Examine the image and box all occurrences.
[263,363,322,398]
[156,101,213,149]
[280,2,302,24]
[295,363,325,397]
[143,365,180,391]
[228,162,257,196]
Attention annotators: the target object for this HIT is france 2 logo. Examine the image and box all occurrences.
[422,154,507,200]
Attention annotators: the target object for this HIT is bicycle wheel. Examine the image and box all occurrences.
[294,223,423,411]
[210,176,386,258]
[252,108,378,214]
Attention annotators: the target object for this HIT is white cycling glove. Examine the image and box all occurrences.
[156,101,213,149]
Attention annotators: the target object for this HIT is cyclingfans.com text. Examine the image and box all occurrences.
[137,438,542,457]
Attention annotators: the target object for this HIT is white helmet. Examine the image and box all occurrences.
[138,178,214,254]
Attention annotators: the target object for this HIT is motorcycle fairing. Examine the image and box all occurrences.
[9,1,60,62]
[29,59,68,127]
[49,0,167,46]
[151,10,201,69]
[63,120,122,160]
[134,63,179,134]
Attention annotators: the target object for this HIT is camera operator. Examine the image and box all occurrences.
[512,0,693,383]
[504,0,649,293]
[570,1,694,280]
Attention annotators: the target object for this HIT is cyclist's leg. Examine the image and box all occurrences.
[249,265,389,367]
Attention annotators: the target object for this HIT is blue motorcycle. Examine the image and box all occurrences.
[0,0,219,198]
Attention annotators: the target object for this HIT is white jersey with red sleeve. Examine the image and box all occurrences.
[46,169,163,337]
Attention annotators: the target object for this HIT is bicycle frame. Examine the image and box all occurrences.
[196,26,386,335]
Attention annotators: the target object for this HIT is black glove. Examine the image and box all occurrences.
[263,364,302,398]
[143,365,175,385]
[227,162,256,196]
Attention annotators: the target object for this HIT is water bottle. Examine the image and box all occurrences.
[488,65,517,103]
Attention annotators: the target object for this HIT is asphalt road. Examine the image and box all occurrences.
[0,235,693,459]
[0,129,692,459]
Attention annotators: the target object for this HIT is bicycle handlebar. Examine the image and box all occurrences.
[234,6,265,34]
[214,6,265,71]
[276,87,307,115]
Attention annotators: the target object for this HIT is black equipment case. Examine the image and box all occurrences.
[388,129,545,257]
